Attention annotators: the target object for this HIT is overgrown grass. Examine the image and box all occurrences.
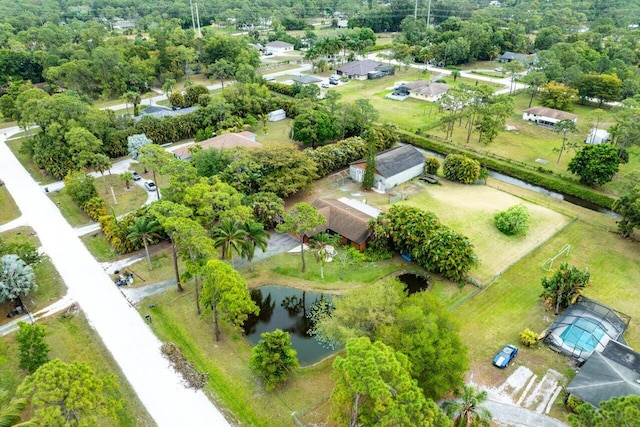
[0,184,20,225]
[0,311,154,426]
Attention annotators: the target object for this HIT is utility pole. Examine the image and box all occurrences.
[189,0,196,35]
[427,0,432,27]
[414,0,418,19]
[195,3,202,38]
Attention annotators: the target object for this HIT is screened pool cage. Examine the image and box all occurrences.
[543,296,631,360]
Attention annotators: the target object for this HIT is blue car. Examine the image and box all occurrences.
[493,344,518,368]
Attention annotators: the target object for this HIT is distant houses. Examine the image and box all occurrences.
[522,107,578,127]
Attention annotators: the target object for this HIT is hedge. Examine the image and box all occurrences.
[400,131,616,209]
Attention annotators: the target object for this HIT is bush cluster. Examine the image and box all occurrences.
[98,207,164,254]
[265,81,301,97]
[443,154,481,184]
[519,328,540,348]
[369,205,477,284]
[425,157,440,175]
[495,204,530,236]
[64,172,108,220]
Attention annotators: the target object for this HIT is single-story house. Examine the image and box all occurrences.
[267,109,286,122]
[305,198,381,252]
[499,51,538,67]
[403,81,452,102]
[585,128,610,144]
[135,106,198,122]
[350,145,425,192]
[522,107,578,127]
[265,41,294,53]
[336,60,393,80]
[337,19,349,29]
[566,340,640,408]
[292,75,323,85]
[171,132,261,160]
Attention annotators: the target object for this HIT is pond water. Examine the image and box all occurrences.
[243,285,336,366]
[397,273,430,294]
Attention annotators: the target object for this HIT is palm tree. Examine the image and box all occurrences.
[451,70,461,82]
[311,232,338,280]
[211,218,247,264]
[120,171,133,189]
[240,220,269,272]
[127,216,163,270]
[92,154,112,194]
[442,385,492,427]
[0,389,36,426]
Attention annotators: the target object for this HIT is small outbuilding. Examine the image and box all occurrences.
[585,128,610,145]
[350,145,425,192]
[267,109,287,122]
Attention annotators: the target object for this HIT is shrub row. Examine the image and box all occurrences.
[265,81,301,97]
[400,131,616,209]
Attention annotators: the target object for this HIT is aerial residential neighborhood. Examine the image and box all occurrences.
[0,0,639,426]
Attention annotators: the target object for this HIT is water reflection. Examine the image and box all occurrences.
[398,273,430,294]
[243,285,337,366]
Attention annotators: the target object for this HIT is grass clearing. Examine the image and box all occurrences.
[81,231,119,262]
[95,174,149,217]
[398,178,572,284]
[0,310,154,426]
[0,184,20,225]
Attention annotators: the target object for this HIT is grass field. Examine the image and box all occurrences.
[398,179,572,284]
[5,137,54,185]
[0,311,154,425]
[0,184,20,225]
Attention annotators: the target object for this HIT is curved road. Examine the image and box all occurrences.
[0,131,230,426]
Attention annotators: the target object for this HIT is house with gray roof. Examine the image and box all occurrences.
[566,340,640,408]
[293,75,323,85]
[499,51,538,66]
[135,106,198,122]
[350,145,425,192]
[336,60,394,80]
[403,81,452,102]
[266,40,294,53]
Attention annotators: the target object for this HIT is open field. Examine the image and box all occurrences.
[0,310,154,425]
[399,178,572,284]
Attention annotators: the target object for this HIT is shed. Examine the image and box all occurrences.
[566,340,640,407]
[585,128,610,145]
[267,109,286,122]
[350,145,425,192]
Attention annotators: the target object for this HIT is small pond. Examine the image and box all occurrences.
[243,285,336,366]
[397,273,430,294]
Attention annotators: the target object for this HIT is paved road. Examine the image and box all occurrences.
[0,131,230,426]
[483,400,568,427]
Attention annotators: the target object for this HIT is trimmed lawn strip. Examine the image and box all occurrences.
[81,232,119,262]
[5,137,54,185]
[0,185,20,225]
[48,190,93,228]
[0,311,154,426]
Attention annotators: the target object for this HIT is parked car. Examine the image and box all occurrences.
[264,51,273,56]
[329,79,339,85]
[144,181,156,191]
[132,171,142,181]
[493,344,518,368]
[321,83,329,88]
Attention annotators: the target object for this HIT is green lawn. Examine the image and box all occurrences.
[48,191,92,228]
[0,311,154,426]
[0,184,20,225]
[94,174,149,217]
[81,232,119,262]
